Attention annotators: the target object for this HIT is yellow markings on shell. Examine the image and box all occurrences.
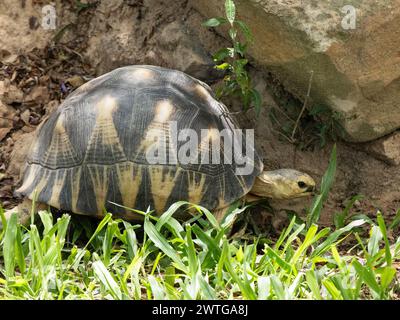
[87,165,109,214]
[42,113,79,166]
[95,96,124,150]
[77,81,91,92]
[136,100,173,156]
[47,170,67,210]
[199,127,220,152]
[194,84,211,101]
[28,168,51,201]
[154,100,175,123]
[149,166,179,213]
[84,95,127,161]
[96,95,117,120]
[76,73,108,93]
[30,136,41,158]
[216,174,227,209]
[234,174,248,194]
[187,172,207,205]
[205,127,220,142]
[71,167,82,213]
[16,164,40,195]
[131,68,155,80]
[116,163,142,211]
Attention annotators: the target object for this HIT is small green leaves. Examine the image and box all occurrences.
[202,17,227,27]
[229,28,237,41]
[203,0,262,115]
[216,62,231,70]
[225,0,236,25]
[235,20,253,42]
[213,48,234,62]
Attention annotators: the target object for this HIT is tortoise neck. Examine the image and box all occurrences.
[250,172,276,198]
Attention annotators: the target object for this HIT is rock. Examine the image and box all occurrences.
[0,50,19,64]
[157,21,223,82]
[7,132,34,179]
[84,0,146,74]
[364,132,400,165]
[0,0,53,55]
[192,0,400,142]
[84,0,222,82]
[0,102,15,141]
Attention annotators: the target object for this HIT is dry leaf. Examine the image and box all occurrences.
[0,102,15,141]
[66,75,85,88]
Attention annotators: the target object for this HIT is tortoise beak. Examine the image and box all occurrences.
[306,185,316,196]
[306,185,315,193]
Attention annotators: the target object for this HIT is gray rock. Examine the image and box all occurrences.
[363,132,400,166]
[192,0,400,142]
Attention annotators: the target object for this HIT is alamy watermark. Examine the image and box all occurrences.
[41,4,56,30]
[341,5,357,30]
[144,121,256,176]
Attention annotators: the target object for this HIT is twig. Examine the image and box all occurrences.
[222,106,255,116]
[291,70,314,140]
[270,127,296,144]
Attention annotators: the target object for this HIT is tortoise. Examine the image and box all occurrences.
[2,65,315,226]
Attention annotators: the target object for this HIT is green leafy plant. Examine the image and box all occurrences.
[1,202,399,300]
[268,89,345,149]
[309,104,345,147]
[203,0,262,114]
[333,195,364,229]
[1,145,399,300]
[306,144,337,228]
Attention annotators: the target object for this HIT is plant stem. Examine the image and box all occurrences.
[291,70,314,140]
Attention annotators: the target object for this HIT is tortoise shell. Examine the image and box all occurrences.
[16,66,263,219]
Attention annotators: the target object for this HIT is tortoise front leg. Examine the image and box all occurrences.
[214,195,261,224]
[0,198,46,230]
[244,194,263,203]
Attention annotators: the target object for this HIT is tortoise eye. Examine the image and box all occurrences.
[298,181,307,189]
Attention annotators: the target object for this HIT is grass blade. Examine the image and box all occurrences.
[377,212,392,266]
[307,144,336,227]
[144,215,187,273]
[352,260,381,297]
[225,0,236,25]
[92,259,122,300]
[305,270,322,300]
[3,213,18,278]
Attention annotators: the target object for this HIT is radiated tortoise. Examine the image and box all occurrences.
[3,65,315,226]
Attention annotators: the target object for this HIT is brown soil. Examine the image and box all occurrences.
[0,0,399,229]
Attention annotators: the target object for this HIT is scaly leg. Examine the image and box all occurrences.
[214,195,261,225]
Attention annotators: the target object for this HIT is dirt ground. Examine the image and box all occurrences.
[0,0,399,229]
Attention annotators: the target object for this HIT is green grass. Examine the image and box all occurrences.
[0,203,399,300]
[0,146,399,300]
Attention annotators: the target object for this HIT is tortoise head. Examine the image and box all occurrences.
[250,169,316,200]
